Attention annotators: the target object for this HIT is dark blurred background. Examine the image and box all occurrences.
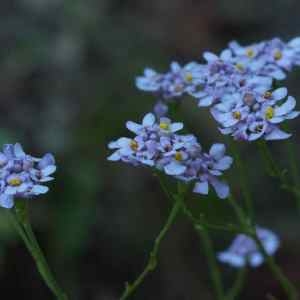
[0,0,300,299]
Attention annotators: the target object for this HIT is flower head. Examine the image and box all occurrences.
[0,143,56,209]
[217,227,280,268]
[108,113,233,199]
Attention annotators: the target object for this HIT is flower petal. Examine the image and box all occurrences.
[193,181,209,195]
[209,144,226,160]
[142,113,156,126]
[164,162,186,175]
[0,194,14,209]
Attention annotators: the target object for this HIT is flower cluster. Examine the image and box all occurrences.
[0,143,56,209]
[136,37,300,141]
[217,227,280,268]
[108,113,233,199]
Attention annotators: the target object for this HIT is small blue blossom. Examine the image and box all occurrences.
[136,37,300,141]
[217,227,280,268]
[108,113,233,199]
[0,143,56,209]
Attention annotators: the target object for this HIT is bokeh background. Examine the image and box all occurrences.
[0,0,300,299]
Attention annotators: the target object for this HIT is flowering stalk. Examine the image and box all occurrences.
[225,267,247,300]
[257,140,300,213]
[194,224,225,300]
[227,195,298,299]
[119,191,183,300]
[162,179,227,300]
[227,140,254,221]
[12,201,68,300]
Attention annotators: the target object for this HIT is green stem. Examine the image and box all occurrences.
[285,137,300,214]
[228,195,298,300]
[225,267,247,300]
[194,224,225,300]
[119,193,183,300]
[13,203,68,300]
[258,140,300,214]
[228,140,254,221]
[251,232,298,300]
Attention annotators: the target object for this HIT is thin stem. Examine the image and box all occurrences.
[181,199,240,233]
[251,232,298,300]
[228,195,298,300]
[258,140,300,213]
[225,267,247,300]
[194,225,225,300]
[13,203,68,300]
[285,136,300,214]
[120,194,182,300]
[228,140,254,221]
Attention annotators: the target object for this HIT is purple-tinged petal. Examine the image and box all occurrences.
[193,181,209,195]
[126,121,142,134]
[31,185,49,195]
[275,96,296,116]
[164,162,186,175]
[265,128,291,140]
[142,113,156,126]
[0,194,14,209]
[210,179,229,199]
[209,144,225,160]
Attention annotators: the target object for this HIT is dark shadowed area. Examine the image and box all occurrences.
[0,0,299,299]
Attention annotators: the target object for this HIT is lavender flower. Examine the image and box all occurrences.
[211,87,300,141]
[0,143,56,209]
[218,227,280,268]
[136,37,300,141]
[108,113,233,199]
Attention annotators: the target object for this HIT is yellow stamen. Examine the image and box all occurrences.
[265,106,274,120]
[274,50,282,60]
[246,48,254,58]
[8,178,22,186]
[159,122,169,130]
[235,63,244,71]
[185,72,193,82]
[130,140,138,151]
[264,91,272,99]
[175,151,183,161]
[232,111,242,120]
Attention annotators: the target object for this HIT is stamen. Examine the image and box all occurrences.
[130,140,138,151]
[264,91,272,99]
[185,72,193,82]
[265,107,274,120]
[159,122,170,130]
[175,151,183,161]
[8,177,22,186]
[274,50,282,60]
[235,63,244,71]
[233,111,242,120]
[246,48,254,58]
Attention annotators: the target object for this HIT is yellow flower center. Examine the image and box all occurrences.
[175,151,183,161]
[246,48,254,58]
[232,111,242,120]
[159,122,169,130]
[130,140,138,151]
[265,106,274,120]
[274,50,282,60]
[235,63,244,71]
[8,177,22,186]
[185,72,193,82]
[263,91,272,99]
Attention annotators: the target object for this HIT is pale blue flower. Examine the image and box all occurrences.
[218,227,280,268]
[0,143,56,209]
[108,113,233,199]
